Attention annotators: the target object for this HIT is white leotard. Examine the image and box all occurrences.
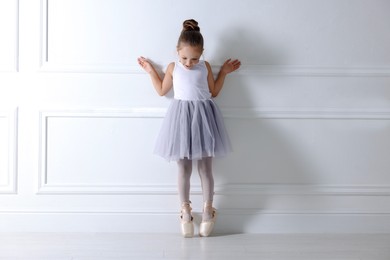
[172,61,212,101]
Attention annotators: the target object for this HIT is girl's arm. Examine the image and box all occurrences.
[138,56,174,96]
[206,59,241,98]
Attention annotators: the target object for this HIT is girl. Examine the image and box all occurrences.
[138,19,241,238]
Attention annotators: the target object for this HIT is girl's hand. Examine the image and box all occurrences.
[221,59,241,74]
[137,56,154,73]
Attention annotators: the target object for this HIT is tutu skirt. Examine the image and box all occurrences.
[154,99,232,161]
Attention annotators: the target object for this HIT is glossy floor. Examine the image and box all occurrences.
[0,233,389,259]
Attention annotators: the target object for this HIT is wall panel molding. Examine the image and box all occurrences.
[38,1,390,77]
[39,63,390,78]
[38,107,390,195]
[36,182,390,197]
[38,108,165,195]
[237,65,390,78]
[222,107,390,119]
[39,107,390,120]
[0,108,18,194]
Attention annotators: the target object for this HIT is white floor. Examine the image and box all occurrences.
[0,233,389,260]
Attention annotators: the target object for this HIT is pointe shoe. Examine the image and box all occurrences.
[180,202,194,238]
[199,203,217,237]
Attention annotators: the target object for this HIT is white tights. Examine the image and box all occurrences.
[177,157,214,206]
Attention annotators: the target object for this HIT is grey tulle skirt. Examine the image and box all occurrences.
[154,99,232,161]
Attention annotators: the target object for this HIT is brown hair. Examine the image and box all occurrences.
[177,19,204,50]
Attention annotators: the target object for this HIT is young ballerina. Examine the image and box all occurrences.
[138,19,241,238]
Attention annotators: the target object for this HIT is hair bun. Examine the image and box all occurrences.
[182,19,200,32]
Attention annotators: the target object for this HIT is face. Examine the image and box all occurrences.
[177,45,203,69]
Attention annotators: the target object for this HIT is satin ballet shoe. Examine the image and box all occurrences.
[180,202,194,238]
[199,203,217,237]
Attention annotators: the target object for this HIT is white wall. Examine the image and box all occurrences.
[1,0,390,233]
